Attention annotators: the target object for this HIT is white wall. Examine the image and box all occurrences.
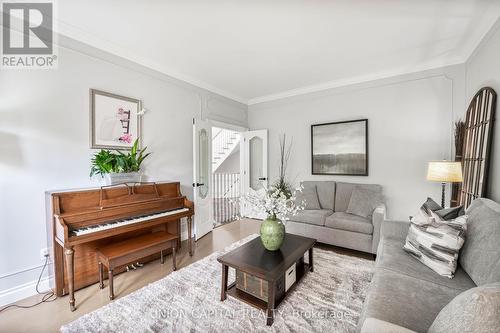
[0,37,247,306]
[249,66,465,221]
[465,18,500,202]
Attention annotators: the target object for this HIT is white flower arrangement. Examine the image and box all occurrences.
[242,185,305,222]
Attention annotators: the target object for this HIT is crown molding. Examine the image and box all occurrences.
[247,59,466,106]
[465,15,500,64]
[54,19,249,105]
[53,13,500,107]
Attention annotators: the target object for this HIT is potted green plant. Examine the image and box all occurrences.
[90,139,151,185]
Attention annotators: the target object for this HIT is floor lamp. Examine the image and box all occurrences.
[427,161,463,208]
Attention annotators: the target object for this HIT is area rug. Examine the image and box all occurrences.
[61,234,374,333]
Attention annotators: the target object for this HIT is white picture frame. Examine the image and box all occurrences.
[90,89,142,150]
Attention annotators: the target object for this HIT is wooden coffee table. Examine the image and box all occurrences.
[217,233,316,326]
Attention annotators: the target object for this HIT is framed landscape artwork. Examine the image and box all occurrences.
[311,119,368,175]
[90,89,142,149]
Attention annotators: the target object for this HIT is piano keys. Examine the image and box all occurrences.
[71,208,190,236]
[46,182,194,311]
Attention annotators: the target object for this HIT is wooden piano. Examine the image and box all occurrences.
[45,182,194,311]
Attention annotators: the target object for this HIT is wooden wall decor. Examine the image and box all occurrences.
[459,87,497,208]
[451,120,466,207]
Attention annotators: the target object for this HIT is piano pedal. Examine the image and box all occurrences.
[125,262,143,271]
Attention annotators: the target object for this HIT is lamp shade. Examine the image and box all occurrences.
[427,161,463,183]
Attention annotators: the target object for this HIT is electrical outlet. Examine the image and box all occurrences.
[40,248,49,261]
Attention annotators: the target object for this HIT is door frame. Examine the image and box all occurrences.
[240,129,269,219]
[193,118,213,241]
[210,119,247,133]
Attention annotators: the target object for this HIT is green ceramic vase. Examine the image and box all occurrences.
[260,217,285,251]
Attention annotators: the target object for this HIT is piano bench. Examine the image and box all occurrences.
[95,231,179,300]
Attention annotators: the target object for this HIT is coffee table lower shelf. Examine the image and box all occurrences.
[225,262,312,324]
[217,234,316,326]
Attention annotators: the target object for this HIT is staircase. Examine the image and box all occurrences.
[212,127,240,172]
[211,127,241,225]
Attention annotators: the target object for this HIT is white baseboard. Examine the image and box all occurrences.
[1,222,191,308]
[0,276,51,307]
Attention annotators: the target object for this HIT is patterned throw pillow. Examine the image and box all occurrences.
[403,199,467,278]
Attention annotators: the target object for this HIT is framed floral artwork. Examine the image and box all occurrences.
[90,89,142,150]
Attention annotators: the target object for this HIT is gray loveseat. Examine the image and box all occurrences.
[357,198,500,332]
[287,181,386,254]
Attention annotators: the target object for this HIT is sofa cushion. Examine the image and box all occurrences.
[359,269,465,333]
[325,212,373,234]
[377,238,475,291]
[290,209,333,226]
[346,186,384,218]
[302,181,336,210]
[459,198,500,286]
[335,182,382,212]
[428,282,500,333]
[296,183,321,210]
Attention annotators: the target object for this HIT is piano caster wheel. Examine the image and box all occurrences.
[109,295,114,301]
[70,302,76,312]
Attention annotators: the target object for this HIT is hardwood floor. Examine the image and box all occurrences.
[0,219,372,333]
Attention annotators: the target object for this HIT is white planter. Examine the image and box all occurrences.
[104,172,142,185]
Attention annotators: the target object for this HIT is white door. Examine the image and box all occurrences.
[193,118,213,240]
[240,129,268,219]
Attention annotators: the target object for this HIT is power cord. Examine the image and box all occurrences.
[0,255,57,313]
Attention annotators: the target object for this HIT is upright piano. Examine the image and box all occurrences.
[46,182,194,311]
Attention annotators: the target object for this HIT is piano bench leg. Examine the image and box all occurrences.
[98,262,104,289]
[108,269,114,300]
[69,300,76,312]
[160,250,165,264]
[172,247,177,271]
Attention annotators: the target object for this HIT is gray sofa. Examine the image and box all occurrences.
[287,181,386,254]
[357,198,500,332]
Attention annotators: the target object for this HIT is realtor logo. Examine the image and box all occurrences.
[1,1,57,68]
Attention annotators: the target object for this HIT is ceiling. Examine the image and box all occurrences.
[56,0,500,104]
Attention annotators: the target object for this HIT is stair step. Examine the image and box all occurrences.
[214,157,221,160]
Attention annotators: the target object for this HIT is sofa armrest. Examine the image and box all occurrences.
[361,318,416,333]
[371,204,386,254]
[380,219,410,242]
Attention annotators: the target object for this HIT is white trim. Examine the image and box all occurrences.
[0,263,46,280]
[53,20,248,105]
[209,119,248,132]
[51,14,500,107]
[52,16,497,108]
[247,60,464,105]
[0,277,51,307]
[466,16,500,64]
